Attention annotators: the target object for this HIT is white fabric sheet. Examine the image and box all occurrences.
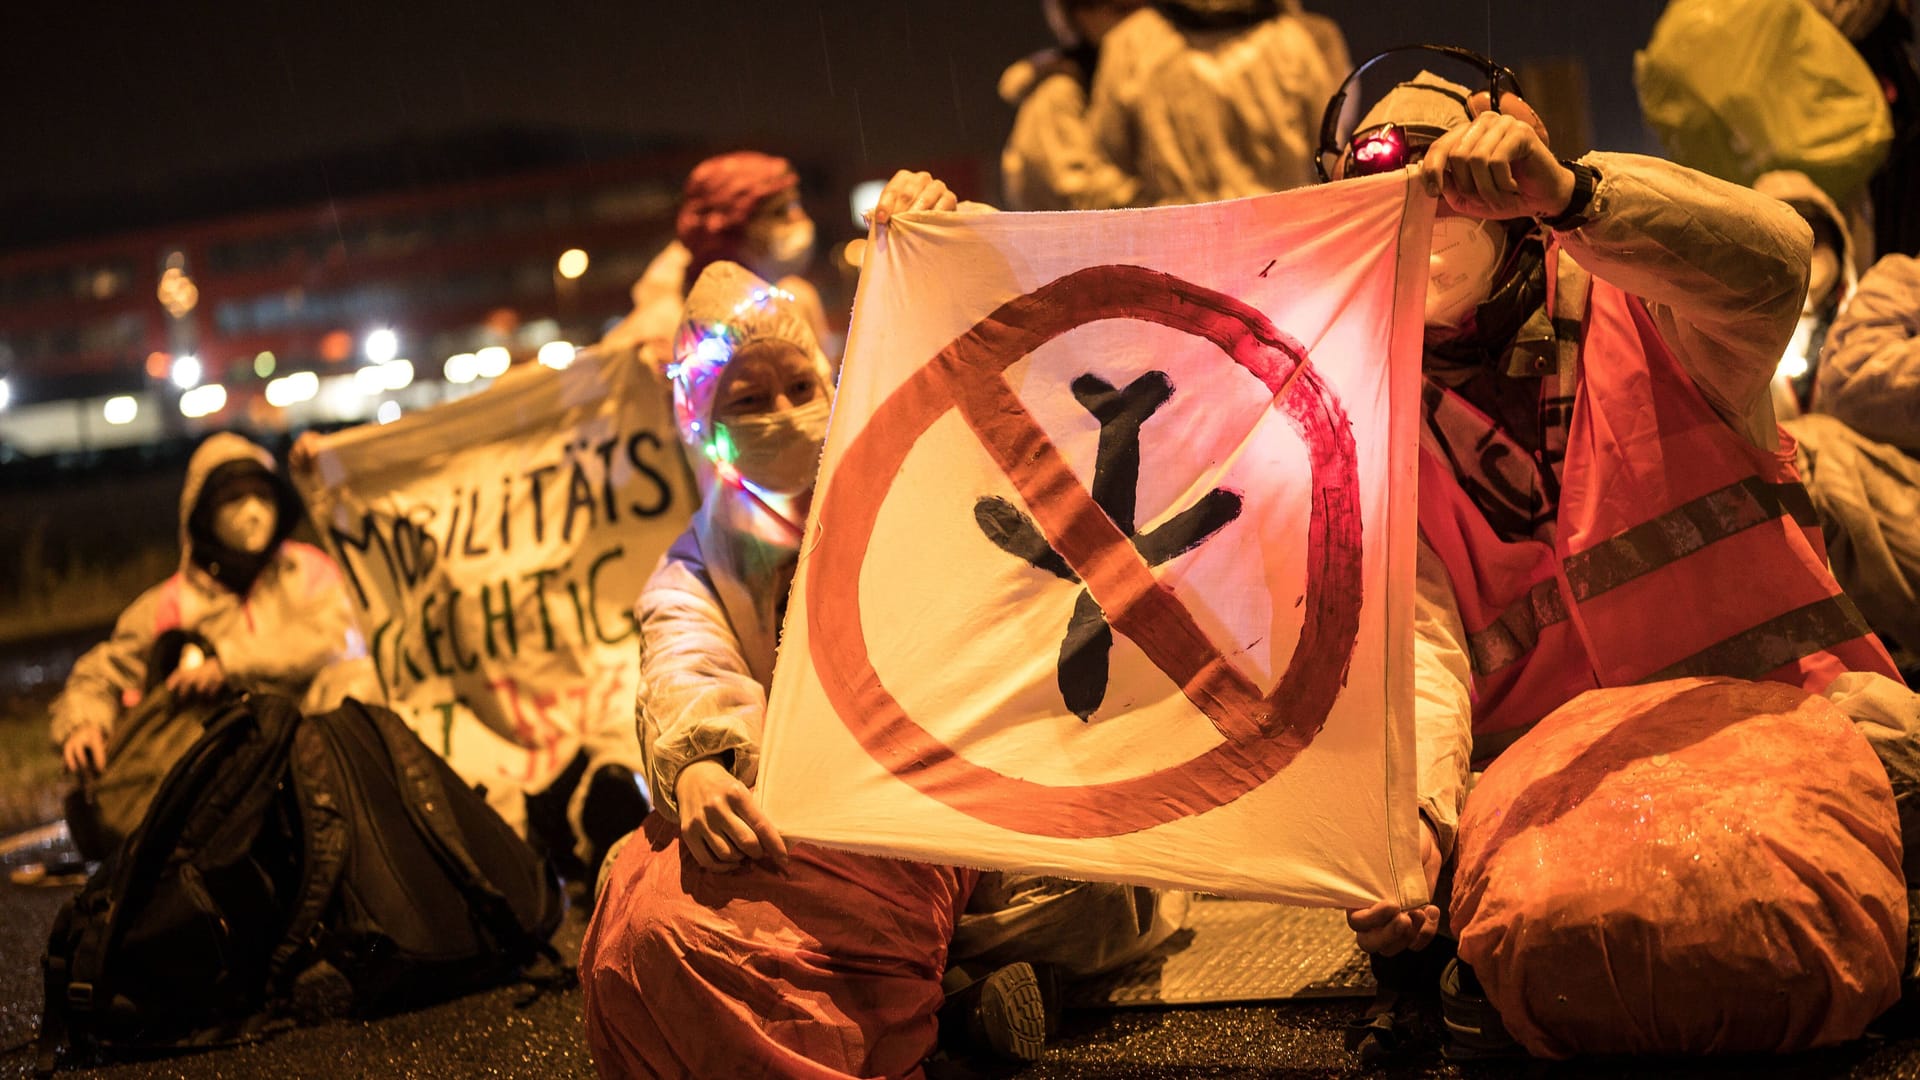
[758,172,1434,907]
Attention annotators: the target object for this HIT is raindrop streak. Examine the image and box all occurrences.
[948,54,966,137]
[851,86,868,165]
[816,6,835,98]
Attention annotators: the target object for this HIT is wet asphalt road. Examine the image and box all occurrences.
[10,853,1920,1080]
[10,643,1920,1077]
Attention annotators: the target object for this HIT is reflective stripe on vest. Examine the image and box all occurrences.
[1465,475,1822,676]
[1418,269,1898,764]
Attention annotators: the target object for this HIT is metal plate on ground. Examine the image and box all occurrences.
[1066,899,1375,1008]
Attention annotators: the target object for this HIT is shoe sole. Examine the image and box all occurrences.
[977,962,1048,1062]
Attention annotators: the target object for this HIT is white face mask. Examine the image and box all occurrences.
[1426,216,1508,334]
[213,494,278,554]
[752,218,816,280]
[721,396,832,496]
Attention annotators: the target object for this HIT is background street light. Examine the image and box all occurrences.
[179,384,227,418]
[364,328,399,364]
[474,346,511,378]
[103,396,139,424]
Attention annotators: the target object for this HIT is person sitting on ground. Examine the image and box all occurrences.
[1315,69,1920,1056]
[580,261,1175,1076]
[1748,172,1920,668]
[872,57,1920,1060]
[50,432,362,854]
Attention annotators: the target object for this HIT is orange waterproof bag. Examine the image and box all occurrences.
[1452,677,1906,1057]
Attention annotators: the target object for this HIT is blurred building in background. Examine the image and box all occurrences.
[0,131,982,463]
[0,141,712,458]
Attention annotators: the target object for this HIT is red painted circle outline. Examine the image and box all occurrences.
[807,264,1362,837]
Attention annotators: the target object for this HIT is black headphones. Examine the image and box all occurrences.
[1315,45,1526,183]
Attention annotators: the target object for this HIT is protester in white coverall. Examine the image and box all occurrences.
[1038,0,1349,208]
[998,0,1145,211]
[873,60,1920,1059]
[1744,170,1920,660]
[1314,71,1920,1061]
[581,262,1177,1075]
[50,434,363,857]
[1790,250,1920,658]
[1817,253,1920,457]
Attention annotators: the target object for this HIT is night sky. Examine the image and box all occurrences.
[9,0,1670,239]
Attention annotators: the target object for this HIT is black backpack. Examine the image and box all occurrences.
[37,694,566,1071]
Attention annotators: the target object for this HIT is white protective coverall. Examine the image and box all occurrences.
[1000,48,1110,212]
[1061,0,1349,208]
[48,432,364,748]
[1785,250,1920,656]
[1817,253,1920,457]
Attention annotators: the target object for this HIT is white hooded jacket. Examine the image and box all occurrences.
[49,433,362,746]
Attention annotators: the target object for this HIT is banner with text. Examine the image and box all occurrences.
[299,347,693,796]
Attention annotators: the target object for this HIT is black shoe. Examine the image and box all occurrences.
[1345,995,1409,1066]
[1347,938,1454,1066]
[963,962,1050,1062]
[1439,958,1524,1061]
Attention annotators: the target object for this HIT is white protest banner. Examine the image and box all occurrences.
[757,171,1433,907]
[298,347,694,800]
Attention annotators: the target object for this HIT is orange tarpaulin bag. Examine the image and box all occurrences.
[1452,677,1906,1058]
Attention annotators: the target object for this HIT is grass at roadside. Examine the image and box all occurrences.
[0,540,172,647]
[0,691,65,837]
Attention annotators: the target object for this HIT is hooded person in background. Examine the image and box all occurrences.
[998,0,1146,211]
[580,262,1177,1076]
[1044,0,1349,208]
[598,151,835,373]
[50,433,363,852]
[1754,170,1858,419]
[1784,238,1920,663]
[1747,169,1920,663]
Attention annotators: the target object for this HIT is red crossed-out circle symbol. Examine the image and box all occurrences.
[807,264,1363,838]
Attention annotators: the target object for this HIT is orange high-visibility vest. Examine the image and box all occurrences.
[1419,274,1900,765]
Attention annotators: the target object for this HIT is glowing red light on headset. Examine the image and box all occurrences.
[1348,125,1410,177]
